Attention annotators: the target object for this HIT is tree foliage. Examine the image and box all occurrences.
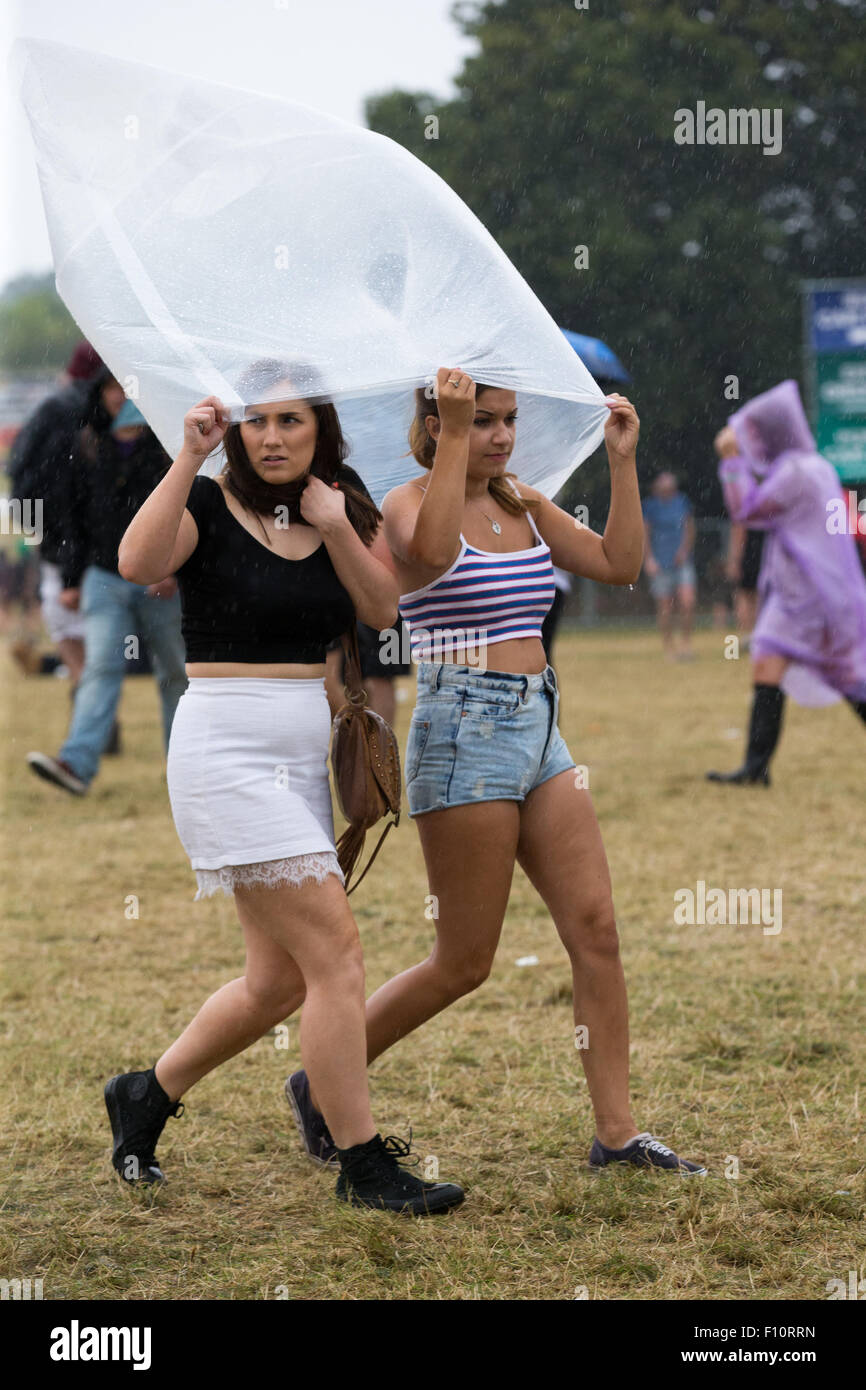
[366,0,866,514]
[0,274,79,372]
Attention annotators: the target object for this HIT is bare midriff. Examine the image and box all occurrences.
[185,662,327,679]
[435,634,548,676]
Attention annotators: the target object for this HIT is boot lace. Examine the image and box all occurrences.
[380,1129,419,1168]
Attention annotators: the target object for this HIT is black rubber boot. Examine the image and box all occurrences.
[707,683,785,785]
[104,1067,184,1184]
[846,696,866,725]
[335,1133,464,1216]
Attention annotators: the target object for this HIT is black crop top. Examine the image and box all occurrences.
[176,473,359,663]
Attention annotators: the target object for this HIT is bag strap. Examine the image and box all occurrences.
[339,624,367,710]
[345,816,398,895]
[334,622,400,894]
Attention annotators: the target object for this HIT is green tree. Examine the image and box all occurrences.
[365,0,866,517]
[0,274,80,371]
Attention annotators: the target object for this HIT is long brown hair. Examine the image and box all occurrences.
[407,382,539,517]
[220,360,381,544]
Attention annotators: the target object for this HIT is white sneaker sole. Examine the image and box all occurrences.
[26,752,87,795]
[587,1160,708,1176]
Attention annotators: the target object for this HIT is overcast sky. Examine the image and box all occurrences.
[1,0,475,293]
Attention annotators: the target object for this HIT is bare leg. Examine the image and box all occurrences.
[752,654,788,685]
[230,876,375,1150]
[363,801,520,1063]
[58,635,85,688]
[735,589,758,636]
[155,912,305,1100]
[711,602,728,631]
[677,583,695,655]
[155,876,373,1149]
[516,771,637,1150]
[656,597,674,656]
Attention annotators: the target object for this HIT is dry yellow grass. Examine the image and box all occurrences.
[1,626,864,1300]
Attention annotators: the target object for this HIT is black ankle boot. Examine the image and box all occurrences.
[104,1068,184,1184]
[707,683,785,785]
[335,1133,464,1216]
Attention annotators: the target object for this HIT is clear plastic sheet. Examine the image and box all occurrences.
[13,38,608,503]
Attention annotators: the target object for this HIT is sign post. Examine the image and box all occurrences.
[802,278,866,484]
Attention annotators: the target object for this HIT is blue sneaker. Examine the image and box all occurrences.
[284,1070,338,1167]
[588,1132,707,1175]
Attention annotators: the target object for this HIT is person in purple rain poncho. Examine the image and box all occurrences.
[707,379,866,786]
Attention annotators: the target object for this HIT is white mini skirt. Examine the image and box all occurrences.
[166,677,345,900]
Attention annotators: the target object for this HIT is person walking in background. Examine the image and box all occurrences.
[26,395,187,796]
[705,517,735,632]
[7,341,119,690]
[725,523,765,639]
[642,471,696,660]
[1,538,42,650]
[707,380,866,787]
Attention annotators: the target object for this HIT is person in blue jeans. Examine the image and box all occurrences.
[26,396,186,795]
[642,471,696,660]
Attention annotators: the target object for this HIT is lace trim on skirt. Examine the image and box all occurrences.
[194,851,344,900]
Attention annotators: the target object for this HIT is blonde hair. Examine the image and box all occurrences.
[407,384,539,517]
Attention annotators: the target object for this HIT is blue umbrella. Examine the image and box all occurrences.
[560,328,631,383]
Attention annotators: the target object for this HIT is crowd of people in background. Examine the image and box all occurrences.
[4,345,183,792]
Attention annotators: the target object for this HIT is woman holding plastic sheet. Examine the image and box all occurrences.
[287,367,707,1178]
[105,361,464,1216]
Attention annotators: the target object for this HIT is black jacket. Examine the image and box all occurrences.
[8,377,112,567]
[61,424,172,588]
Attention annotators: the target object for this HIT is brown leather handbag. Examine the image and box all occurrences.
[330,626,401,894]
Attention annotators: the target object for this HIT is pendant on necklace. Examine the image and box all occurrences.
[491,521,502,535]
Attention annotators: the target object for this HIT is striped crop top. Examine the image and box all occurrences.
[398,498,557,661]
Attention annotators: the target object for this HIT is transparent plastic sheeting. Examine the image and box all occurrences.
[13,39,608,504]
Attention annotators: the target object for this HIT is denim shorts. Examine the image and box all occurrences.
[404,662,576,816]
[650,562,696,600]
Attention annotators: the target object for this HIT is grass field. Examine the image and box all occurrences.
[1,626,864,1302]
